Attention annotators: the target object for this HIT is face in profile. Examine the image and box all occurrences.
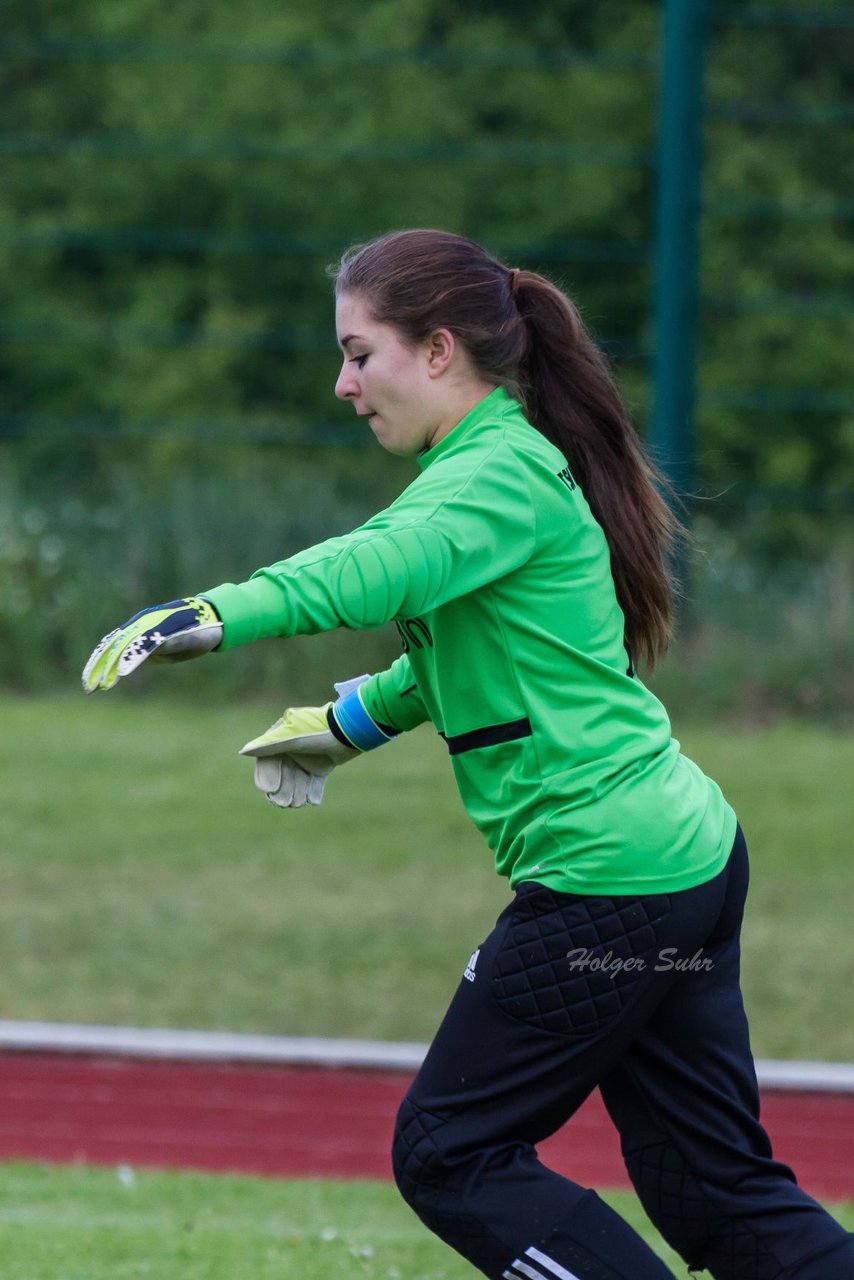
[334,291,454,456]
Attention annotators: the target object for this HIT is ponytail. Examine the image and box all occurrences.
[512,271,684,670]
[334,230,684,671]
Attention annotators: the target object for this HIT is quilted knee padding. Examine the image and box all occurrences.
[626,1141,784,1279]
[392,1095,449,1208]
[393,1099,677,1280]
[391,1095,506,1268]
[492,885,670,1038]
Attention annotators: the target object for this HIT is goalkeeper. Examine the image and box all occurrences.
[83,230,853,1280]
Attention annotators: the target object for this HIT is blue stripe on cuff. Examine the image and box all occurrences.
[332,688,398,752]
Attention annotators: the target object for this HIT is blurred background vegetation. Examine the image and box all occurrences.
[0,1,852,1083]
[0,0,852,718]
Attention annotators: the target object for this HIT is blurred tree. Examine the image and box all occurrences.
[0,0,851,694]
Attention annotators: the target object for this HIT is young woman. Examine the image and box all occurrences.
[83,230,853,1280]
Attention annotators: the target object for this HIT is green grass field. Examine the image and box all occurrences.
[1,693,853,1277]
[1,692,853,1059]
[0,1163,851,1279]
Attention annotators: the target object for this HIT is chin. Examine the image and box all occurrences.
[371,426,417,457]
[387,439,424,458]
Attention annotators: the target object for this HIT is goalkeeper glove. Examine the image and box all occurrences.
[82,597,222,692]
[239,675,397,809]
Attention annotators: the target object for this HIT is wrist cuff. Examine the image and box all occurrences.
[332,687,399,752]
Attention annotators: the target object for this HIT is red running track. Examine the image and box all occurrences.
[0,1053,851,1201]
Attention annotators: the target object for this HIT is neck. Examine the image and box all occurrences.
[425,380,498,450]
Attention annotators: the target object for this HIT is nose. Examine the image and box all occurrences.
[335,360,358,401]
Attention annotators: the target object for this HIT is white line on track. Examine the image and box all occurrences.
[0,1020,852,1092]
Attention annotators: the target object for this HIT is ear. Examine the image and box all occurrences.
[425,328,456,379]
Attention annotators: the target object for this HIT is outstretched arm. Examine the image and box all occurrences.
[202,451,534,651]
[81,437,535,693]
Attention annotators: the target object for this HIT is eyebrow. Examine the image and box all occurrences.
[338,333,366,351]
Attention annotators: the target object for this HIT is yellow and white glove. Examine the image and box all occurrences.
[239,675,397,809]
[82,597,222,692]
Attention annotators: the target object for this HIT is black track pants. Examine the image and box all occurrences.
[392,827,854,1279]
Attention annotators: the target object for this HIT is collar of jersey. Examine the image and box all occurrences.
[416,385,521,471]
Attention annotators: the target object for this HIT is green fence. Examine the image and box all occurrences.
[1,1,851,710]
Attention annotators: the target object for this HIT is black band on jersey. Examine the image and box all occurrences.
[441,717,533,756]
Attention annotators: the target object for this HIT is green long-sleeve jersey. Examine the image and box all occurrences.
[205,387,735,894]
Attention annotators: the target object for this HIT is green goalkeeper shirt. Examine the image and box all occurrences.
[205,387,736,895]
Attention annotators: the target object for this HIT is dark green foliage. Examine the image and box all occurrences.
[0,1,851,697]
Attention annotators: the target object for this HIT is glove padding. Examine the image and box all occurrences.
[251,756,329,809]
[240,702,360,809]
[82,597,222,692]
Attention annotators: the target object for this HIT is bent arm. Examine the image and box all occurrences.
[360,653,431,734]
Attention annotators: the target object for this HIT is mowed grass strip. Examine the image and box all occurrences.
[0,693,852,1058]
[0,1163,477,1280]
[18,1161,853,1279]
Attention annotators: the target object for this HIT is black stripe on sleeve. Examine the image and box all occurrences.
[440,717,532,756]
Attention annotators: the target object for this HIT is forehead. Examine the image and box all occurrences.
[335,291,413,353]
[335,291,375,346]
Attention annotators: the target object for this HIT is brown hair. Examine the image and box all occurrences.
[333,229,683,670]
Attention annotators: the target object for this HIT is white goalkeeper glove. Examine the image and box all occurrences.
[239,675,397,808]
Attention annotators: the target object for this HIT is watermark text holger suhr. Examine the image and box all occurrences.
[565,947,714,977]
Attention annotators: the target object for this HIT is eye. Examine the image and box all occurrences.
[350,354,369,370]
